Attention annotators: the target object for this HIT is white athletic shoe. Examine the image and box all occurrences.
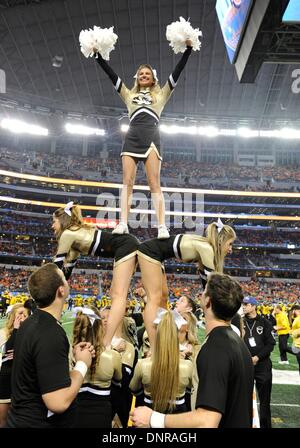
[112,222,129,235]
[278,360,289,365]
[157,225,170,239]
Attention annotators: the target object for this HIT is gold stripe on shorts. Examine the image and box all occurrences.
[114,250,137,268]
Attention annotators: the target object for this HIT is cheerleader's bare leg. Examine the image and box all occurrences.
[103,256,136,348]
[0,403,10,428]
[144,150,169,239]
[113,156,137,234]
[138,254,164,351]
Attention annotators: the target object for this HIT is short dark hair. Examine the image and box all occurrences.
[205,273,243,321]
[28,263,65,308]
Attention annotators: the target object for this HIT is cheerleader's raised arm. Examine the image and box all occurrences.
[94,53,129,99]
[164,41,192,94]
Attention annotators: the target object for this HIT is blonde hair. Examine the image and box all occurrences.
[53,204,92,240]
[180,311,199,348]
[5,304,29,339]
[72,307,104,380]
[150,312,179,412]
[130,64,161,101]
[205,223,236,272]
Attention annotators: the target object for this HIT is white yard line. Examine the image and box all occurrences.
[272,369,300,386]
[271,403,300,408]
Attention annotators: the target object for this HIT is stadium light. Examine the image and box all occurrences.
[279,128,300,139]
[1,118,48,136]
[259,130,280,138]
[198,126,219,137]
[238,127,259,138]
[219,129,237,136]
[65,123,105,136]
[160,124,198,135]
[120,124,129,132]
[127,123,300,140]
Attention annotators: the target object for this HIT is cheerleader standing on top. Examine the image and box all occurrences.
[80,18,202,239]
[94,40,193,239]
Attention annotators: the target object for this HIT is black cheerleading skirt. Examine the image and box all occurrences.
[137,235,183,266]
[74,393,112,428]
[121,113,162,161]
[92,232,139,267]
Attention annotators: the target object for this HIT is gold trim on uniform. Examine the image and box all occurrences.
[114,250,138,268]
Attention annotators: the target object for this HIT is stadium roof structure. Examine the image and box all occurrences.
[0,0,300,131]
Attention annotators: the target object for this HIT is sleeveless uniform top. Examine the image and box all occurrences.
[79,348,122,396]
[129,356,193,409]
[54,227,138,279]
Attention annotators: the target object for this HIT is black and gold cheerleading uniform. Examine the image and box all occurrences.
[95,46,192,160]
[111,340,137,428]
[0,329,17,403]
[74,349,122,428]
[138,234,215,288]
[129,357,193,414]
[54,226,139,280]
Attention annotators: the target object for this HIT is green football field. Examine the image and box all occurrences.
[1,311,299,428]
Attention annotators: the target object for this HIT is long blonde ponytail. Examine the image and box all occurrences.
[150,312,179,412]
[205,223,236,272]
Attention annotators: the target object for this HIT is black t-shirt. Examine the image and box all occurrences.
[196,326,254,428]
[7,309,75,428]
[231,313,242,334]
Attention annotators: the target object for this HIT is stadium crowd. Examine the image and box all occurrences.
[0,267,299,310]
[1,146,300,191]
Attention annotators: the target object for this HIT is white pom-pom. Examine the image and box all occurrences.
[79,25,118,60]
[79,28,97,58]
[166,17,202,54]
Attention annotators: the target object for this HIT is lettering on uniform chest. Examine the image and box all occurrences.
[132,91,153,105]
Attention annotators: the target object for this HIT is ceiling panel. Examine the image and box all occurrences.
[0,0,299,128]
